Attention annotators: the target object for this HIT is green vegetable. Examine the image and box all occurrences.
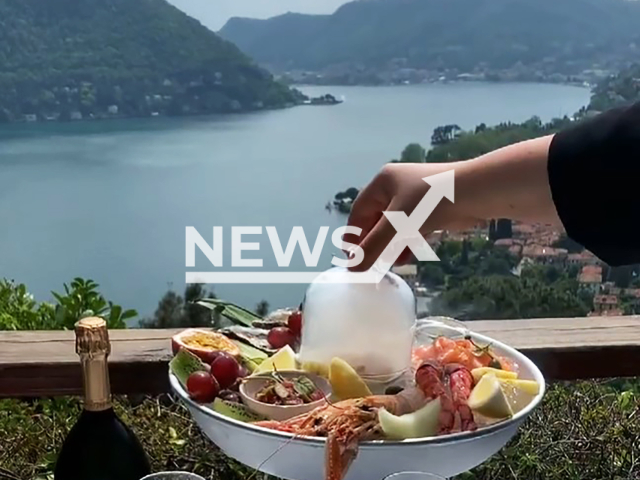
[169,349,207,388]
[292,376,318,402]
[232,340,268,372]
[212,398,264,422]
[196,299,262,327]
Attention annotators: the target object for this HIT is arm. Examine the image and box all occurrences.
[450,134,560,227]
[348,101,640,271]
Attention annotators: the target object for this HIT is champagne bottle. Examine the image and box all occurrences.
[54,317,151,480]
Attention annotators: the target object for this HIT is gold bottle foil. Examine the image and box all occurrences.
[75,317,112,411]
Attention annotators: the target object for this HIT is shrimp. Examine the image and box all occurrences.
[412,335,516,373]
[253,387,426,480]
[415,360,456,433]
[446,363,477,432]
[254,360,480,480]
[416,360,477,434]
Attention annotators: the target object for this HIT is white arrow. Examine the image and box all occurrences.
[369,170,455,283]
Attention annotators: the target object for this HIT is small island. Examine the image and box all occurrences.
[303,94,343,106]
[332,187,359,213]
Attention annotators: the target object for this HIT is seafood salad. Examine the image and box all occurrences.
[168,305,542,480]
[255,373,325,406]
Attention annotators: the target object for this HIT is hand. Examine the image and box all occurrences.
[345,162,485,272]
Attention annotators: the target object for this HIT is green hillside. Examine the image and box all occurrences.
[0,0,303,122]
[589,63,640,111]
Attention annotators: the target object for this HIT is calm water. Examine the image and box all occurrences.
[0,83,589,318]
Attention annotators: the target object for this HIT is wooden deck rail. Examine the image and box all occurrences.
[0,316,638,398]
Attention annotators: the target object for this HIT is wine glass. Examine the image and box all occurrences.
[139,473,205,480]
[383,472,447,480]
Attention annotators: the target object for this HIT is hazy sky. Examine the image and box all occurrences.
[168,0,351,31]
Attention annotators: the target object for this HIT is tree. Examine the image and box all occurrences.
[140,284,216,328]
[183,284,217,327]
[0,0,301,122]
[523,116,543,130]
[419,263,446,288]
[140,290,184,329]
[400,143,426,163]
[460,240,470,266]
[488,219,497,241]
[495,219,513,239]
[431,275,590,320]
[255,300,270,317]
[430,124,462,146]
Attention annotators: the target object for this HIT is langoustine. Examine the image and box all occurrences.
[415,360,476,434]
[254,388,425,480]
[253,359,477,480]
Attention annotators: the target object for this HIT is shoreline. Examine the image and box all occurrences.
[0,81,591,128]
[291,79,594,90]
[1,102,303,127]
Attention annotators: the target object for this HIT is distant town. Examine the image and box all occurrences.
[391,221,635,318]
[277,63,612,88]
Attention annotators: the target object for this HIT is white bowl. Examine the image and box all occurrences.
[239,370,332,421]
[140,473,205,480]
[169,322,546,480]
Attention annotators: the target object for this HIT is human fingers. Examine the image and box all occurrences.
[394,247,414,267]
[348,196,405,272]
[343,171,393,254]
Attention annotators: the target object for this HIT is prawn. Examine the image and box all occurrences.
[253,387,426,480]
[412,335,516,373]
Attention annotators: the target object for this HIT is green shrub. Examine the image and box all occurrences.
[0,277,136,331]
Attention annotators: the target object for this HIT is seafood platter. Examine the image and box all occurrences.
[169,267,545,480]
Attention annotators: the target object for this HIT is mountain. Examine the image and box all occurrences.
[220,0,640,78]
[0,0,303,122]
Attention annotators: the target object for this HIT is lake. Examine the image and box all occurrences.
[0,83,590,319]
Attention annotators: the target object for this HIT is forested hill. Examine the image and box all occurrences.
[220,0,640,75]
[589,63,640,111]
[0,0,302,122]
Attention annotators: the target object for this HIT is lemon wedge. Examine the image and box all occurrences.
[300,361,330,378]
[500,378,540,396]
[467,373,513,419]
[471,367,518,383]
[253,345,297,374]
[329,357,372,400]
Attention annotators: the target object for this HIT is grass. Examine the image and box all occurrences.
[1,381,638,480]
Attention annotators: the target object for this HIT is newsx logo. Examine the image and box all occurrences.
[185,171,454,284]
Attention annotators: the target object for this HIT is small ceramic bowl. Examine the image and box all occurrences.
[239,370,332,421]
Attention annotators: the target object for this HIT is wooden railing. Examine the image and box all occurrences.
[0,315,638,398]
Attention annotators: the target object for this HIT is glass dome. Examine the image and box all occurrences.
[298,266,416,391]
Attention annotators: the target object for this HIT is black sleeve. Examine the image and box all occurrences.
[547,100,640,267]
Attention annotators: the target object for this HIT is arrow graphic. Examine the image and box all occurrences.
[368,169,455,283]
[186,170,454,285]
